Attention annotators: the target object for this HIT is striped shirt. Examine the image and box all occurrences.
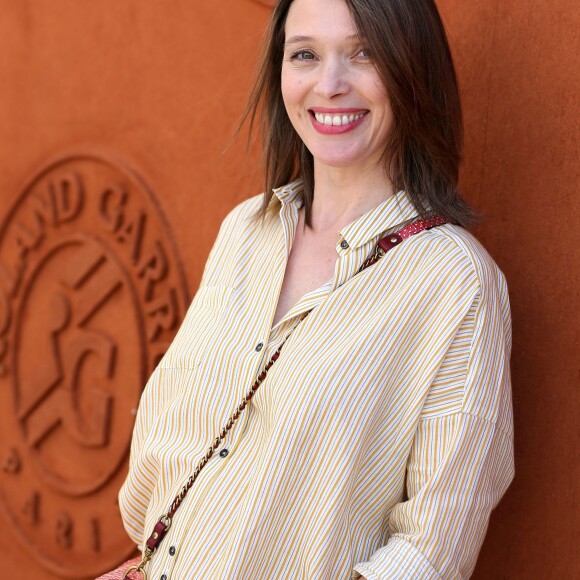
[119,179,514,579]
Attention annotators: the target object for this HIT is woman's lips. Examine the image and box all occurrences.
[308,109,369,134]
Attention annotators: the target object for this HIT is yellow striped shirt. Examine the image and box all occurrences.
[119,180,514,579]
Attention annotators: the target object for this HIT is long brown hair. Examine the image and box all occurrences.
[242,0,476,227]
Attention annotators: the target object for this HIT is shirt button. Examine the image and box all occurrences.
[255,342,263,352]
[340,240,349,249]
[169,546,176,556]
[219,448,229,458]
[160,575,167,580]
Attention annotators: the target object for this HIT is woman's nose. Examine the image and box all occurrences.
[313,58,350,99]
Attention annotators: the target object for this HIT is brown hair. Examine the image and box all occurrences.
[242,0,477,227]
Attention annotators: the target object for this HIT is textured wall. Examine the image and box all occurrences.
[0,0,577,578]
[436,1,580,578]
[0,2,268,577]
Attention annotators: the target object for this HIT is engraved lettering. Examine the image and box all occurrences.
[56,512,73,549]
[22,492,40,525]
[61,335,115,448]
[19,243,119,449]
[99,183,128,233]
[0,255,25,298]
[64,244,123,327]
[0,222,42,299]
[0,344,8,376]
[13,220,44,256]
[0,287,11,336]
[1,448,21,474]
[29,192,54,234]
[116,210,146,265]
[99,185,146,264]
[91,518,101,552]
[0,288,11,375]
[137,240,168,300]
[146,288,178,341]
[0,176,81,302]
[48,173,84,225]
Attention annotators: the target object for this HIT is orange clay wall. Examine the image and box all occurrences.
[0,1,577,578]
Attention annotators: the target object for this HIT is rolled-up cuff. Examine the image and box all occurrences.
[353,536,443,580]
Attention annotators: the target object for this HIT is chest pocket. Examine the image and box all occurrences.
[159,284,234,369]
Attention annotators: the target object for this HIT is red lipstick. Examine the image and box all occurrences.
[309,109,369,135]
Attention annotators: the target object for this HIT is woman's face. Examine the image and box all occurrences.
[281,0,393,171]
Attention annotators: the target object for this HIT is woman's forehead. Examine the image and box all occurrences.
[285,0,359,39]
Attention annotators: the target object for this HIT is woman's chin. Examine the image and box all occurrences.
[305,140,383,171]
[311,154,376,172]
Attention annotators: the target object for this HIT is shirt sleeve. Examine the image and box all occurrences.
[353,267,515,580]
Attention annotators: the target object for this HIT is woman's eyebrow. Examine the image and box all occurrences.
[284,34,361,47]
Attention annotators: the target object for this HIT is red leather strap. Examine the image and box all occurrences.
[145,519,170,551]
[378,215,448,253]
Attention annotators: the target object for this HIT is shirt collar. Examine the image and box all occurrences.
[272,179,304,207]
[272,178,421,251]
[338,190,419,251]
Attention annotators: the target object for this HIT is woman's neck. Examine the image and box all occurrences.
[308,162,396,234]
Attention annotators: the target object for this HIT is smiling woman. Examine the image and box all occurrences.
[281,0,394,173]
[246,0,475,230]
[100,1,514,579]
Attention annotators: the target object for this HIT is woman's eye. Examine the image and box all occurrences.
[291,50,316,61]
[357,48,371,59]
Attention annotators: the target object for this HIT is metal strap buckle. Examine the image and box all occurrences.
[123,547,153,579]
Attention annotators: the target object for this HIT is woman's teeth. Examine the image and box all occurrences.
[313,112,365,126]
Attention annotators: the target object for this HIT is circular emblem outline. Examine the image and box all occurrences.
[0,151,191,577]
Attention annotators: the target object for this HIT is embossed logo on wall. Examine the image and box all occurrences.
[0,154,189,578]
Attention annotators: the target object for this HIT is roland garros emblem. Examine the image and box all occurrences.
[0,154,189,577]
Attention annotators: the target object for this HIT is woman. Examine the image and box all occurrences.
[103,0,514,578]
